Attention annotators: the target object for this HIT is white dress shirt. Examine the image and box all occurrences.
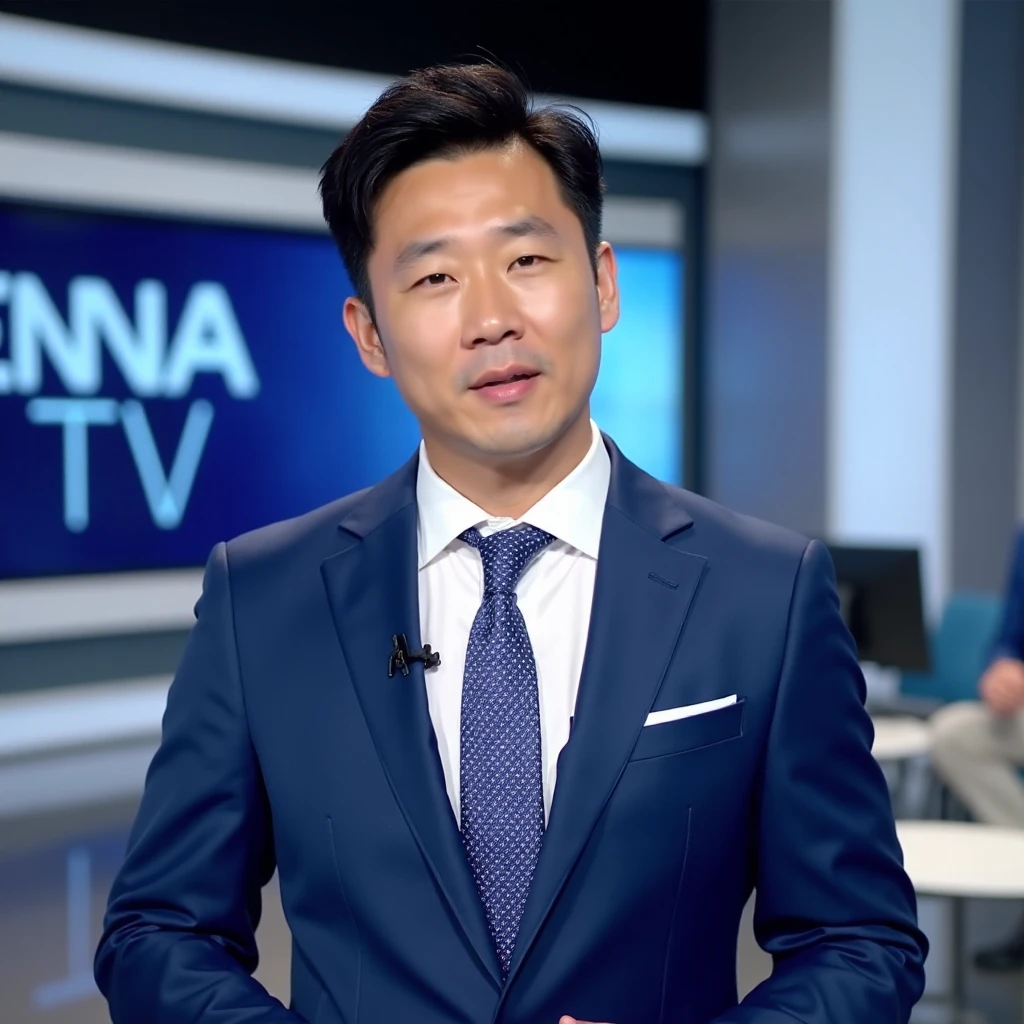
[416,421,611,825]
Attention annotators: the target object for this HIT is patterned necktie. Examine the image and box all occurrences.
[458,523,554,977]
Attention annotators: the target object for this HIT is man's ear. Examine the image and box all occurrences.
[595,241,620,334]
[343,296,390,378]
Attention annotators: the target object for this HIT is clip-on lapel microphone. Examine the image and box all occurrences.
[388,633,441,677]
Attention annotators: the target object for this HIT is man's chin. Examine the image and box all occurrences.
[464,417,587,464]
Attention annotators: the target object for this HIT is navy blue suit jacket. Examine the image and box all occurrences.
[96,439,927,1023]
[993,527,1024,663]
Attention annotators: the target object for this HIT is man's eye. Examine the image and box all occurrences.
[514,255,540,268]
[419,273,451,286]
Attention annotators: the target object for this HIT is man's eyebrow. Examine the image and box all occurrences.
[392,217,560,273]
[493,216,560,240]
[393,237,452,273]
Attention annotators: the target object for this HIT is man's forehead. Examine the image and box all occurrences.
[376,146,564,222]
[366,145,582,274]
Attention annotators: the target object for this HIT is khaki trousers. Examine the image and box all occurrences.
[931,701,1024,828]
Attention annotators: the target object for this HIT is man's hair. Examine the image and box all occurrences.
[319,63,604,313]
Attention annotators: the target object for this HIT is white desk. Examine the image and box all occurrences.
[872,715,933,817]
[898,821,1024,899]
[897,821,1024,1021]
[872,716,932,762]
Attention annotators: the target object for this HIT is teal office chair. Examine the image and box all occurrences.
[901,591,1004,704]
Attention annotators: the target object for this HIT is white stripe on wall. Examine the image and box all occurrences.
[828,0,961,622]
[0,13,707,166]
[0,676,170,758]
[1018,158,1024,522]
[0,565,202,643]
[0,131,683,250]
[0,742,158,819]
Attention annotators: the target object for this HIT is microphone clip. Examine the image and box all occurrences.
[388,633,441,678]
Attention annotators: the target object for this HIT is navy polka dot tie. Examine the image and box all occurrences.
[459,523,554,977]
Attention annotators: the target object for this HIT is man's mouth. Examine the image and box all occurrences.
[470,366,540,390]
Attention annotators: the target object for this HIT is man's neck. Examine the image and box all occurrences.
[424,414,594,521]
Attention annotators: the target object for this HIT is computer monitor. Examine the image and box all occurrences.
[825,544,931,672]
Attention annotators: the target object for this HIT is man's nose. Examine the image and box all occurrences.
[460,272,525,348]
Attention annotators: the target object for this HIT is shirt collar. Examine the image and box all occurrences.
[415,421,611,570]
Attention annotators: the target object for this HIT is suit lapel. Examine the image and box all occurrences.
[505,441,707,987]
[320,456,503,989]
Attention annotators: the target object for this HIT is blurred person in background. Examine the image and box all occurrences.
[932,526,1024,971]
[95,63,926,1024]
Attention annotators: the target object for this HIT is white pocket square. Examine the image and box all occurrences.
[644,695,738,727]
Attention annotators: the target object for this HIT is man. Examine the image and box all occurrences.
[96,64,926,1023]
[932,526,1024,971]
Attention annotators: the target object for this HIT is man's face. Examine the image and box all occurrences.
[344,142,619,464]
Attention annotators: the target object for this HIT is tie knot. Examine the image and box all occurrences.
[460,524,554,595]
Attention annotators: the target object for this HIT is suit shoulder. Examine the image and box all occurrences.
[663,482,812,565]
[208,451,418,600]
[221,486,372,571]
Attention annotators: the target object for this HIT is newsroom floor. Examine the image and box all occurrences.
[2,798,1023,1023]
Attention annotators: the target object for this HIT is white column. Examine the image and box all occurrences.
[828,0,961,622]
[1018,163,1024,522]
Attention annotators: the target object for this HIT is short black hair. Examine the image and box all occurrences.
[319,63,604,312]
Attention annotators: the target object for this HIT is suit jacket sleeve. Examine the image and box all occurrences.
[991,527,1024,664]
[94,543,304,1023]
[712,540,928,1023]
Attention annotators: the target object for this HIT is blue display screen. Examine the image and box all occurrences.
[0,201,682,578]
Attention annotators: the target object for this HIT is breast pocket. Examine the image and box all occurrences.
[628,698,746,761]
